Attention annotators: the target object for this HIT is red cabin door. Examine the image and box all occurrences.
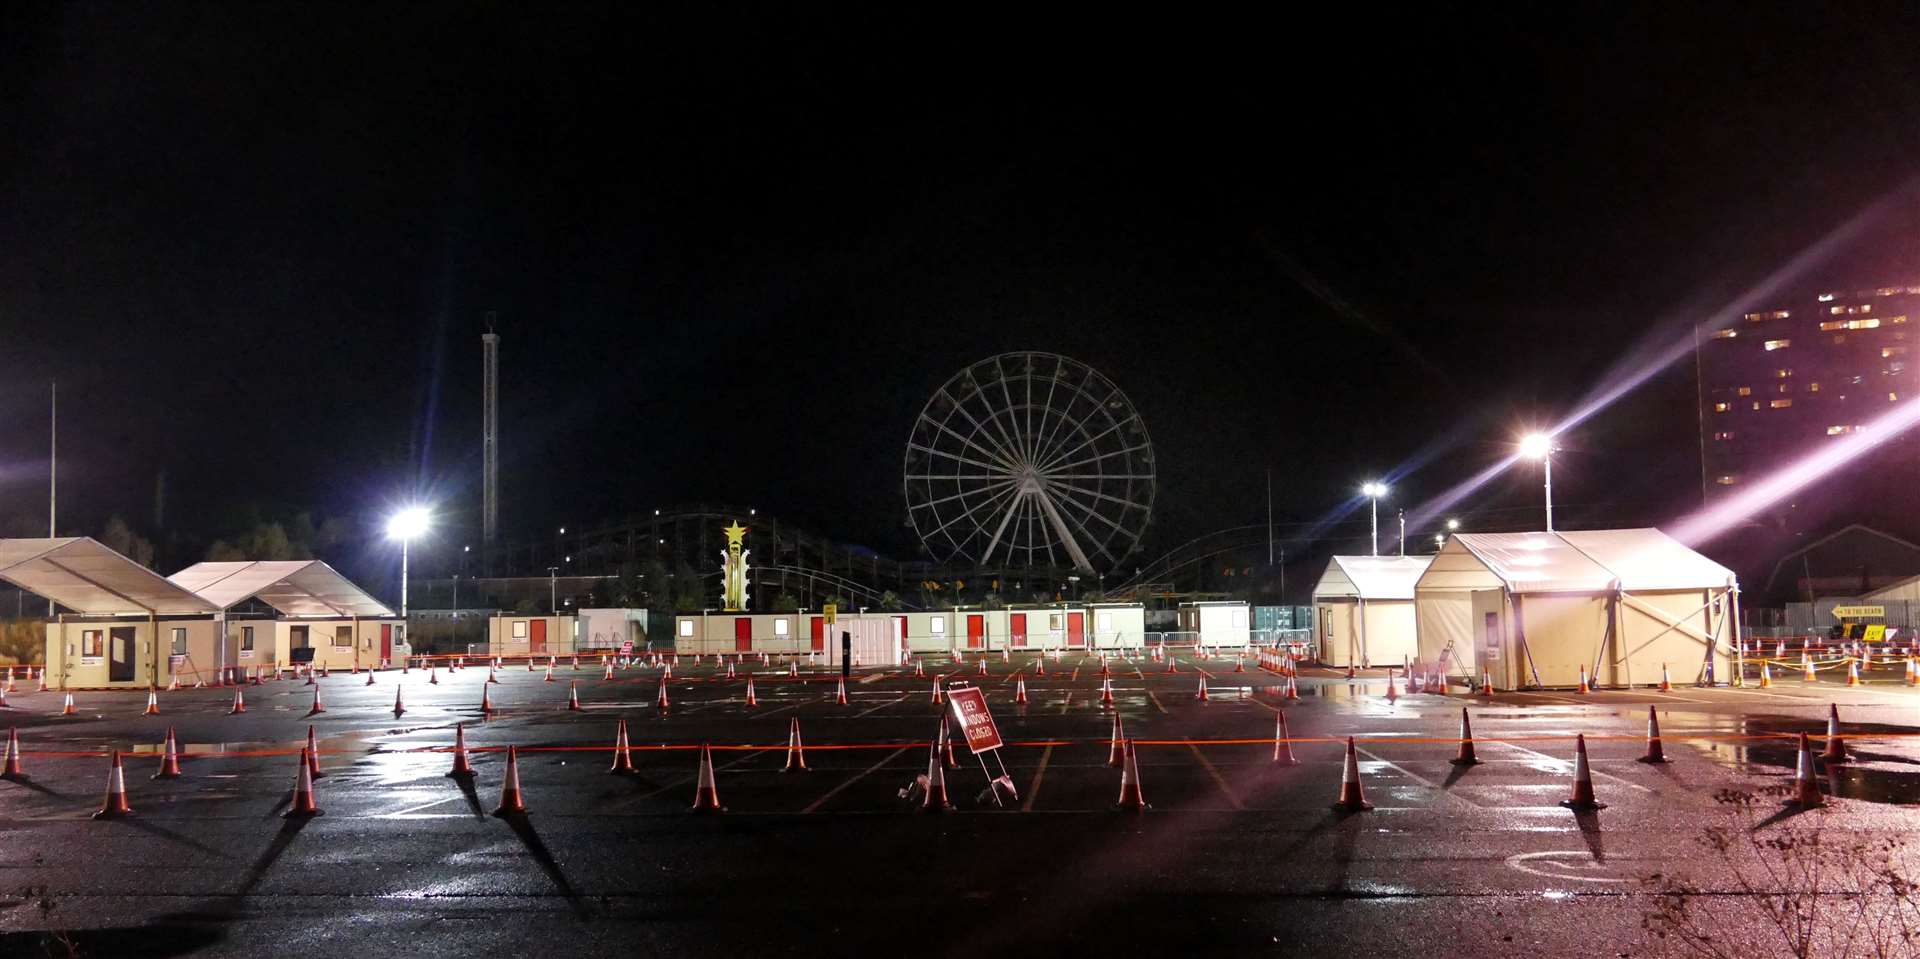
[1010,613,1027,647]
[734,617,753,652]
[810,616,825,652]
[966,614,984,649]
[379,623,393,662]
[1068,612,1086,648]
[530,619,547,654]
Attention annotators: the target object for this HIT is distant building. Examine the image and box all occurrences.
[1698,283,1920,497]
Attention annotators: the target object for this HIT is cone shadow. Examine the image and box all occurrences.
[500,812,590,919]
[1,775,62,798]
[451,771,485,818]
[235,817,311,897]
[1571,808,1605,862]
[1440,762,1475,790]
[1750,803,1815,832]
[118,816,238,862]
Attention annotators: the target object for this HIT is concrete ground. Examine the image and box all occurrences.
[0,652,1916,958]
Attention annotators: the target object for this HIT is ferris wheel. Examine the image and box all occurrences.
[904,352,1155,574]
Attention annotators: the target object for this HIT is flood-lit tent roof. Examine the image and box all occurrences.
[1312,555,1434,601]
[1416,529,1736,594]
[169,560,394,618]
[0,538,220,615]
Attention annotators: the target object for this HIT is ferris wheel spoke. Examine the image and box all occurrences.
[982,489,1026,565]
[994,374,1033,464]
[1038,473,1156,481]
[1030,376,1104,469]
[921,482,1020,548]
[911,478,1016,511]
[1042,482,1136,545]
[1030,484,1096,574]
[1039,442,1154,475]
[1036,417,1129,474]
[1043,478,1152,516]
[908,439,1012,476]
[935,388,1022,469]
[906,473,1020,481]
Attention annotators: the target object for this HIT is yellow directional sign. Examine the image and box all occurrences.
[1832,605,1884,620]
[824,603,837,625]
[1863,624,1886,643]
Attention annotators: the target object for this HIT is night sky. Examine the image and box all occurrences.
[4,4,1920,578]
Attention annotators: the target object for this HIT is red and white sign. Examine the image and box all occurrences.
[945,685,1003,754]
[621,640,635,655]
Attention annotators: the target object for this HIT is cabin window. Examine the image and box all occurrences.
[240,627,255,652]
[171,628,188,655]
[82,630,104,658]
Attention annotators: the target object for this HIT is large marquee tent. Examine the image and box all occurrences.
[1414,528,1738,689]
[1311,555,1433,668]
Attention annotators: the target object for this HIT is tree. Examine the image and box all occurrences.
[205,522,304,562]
[773,591,799,611]
[671,560,706,612]
[642,560,671,608]
[609,562,642,607]
[100,515,155,568]
[878,590,903,611]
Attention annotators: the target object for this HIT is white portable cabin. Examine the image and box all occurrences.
[1086,603,1146,649]
[169,560,404,672]
[487,615,580,658]
[1311,555,1431,668]
[577,608,659,653]
[1006,604,1093,650]
[1413,529,1739,688]
[1176,601,1251,647]
[671,611,903,665]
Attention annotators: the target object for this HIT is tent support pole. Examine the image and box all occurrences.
[1357,597,1369,668]
[1512,594,1544,689]
[1725,586,1743,686]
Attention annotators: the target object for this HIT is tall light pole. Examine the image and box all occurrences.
[386,507,431,619]
[548,566,560,614]
[1520,433,1557,532]
[1397,509,1406,556]
[1361,482,1389,556]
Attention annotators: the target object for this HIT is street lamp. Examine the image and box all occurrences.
[1360,482,1389,556]
[1519,433,1557,532]
[548,566,560,614]
[1446,518,1460,531]
[385,507,431,619]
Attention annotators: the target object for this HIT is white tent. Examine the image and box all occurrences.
[1311,555,1432,668]
[1414,529,1738,688]
[0,538,218,616]
[169,560,394,617]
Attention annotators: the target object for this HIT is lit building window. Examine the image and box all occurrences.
[1742,310,1789,321]
[1778,384,1790,393]
[1808,382,1820,392]
[1830,306,1846,315]
[1711,328,1739,339]
[1775,369,1791,378]
[1827,425,1855,435]
[1770,399,1793,409]
[1712,431,1735,440]
[1892,392,1901,402]
[930,616,946,634]
[1751,402,1762,411]
[1764,339,1791,351]
[1862,304,1873,313]
[1890,315,1909,325]
[1818,292,1836,302]
[1713,402,1731,413]
[1736,387,1752,396]
[774,618,789,636]
[1882,347,1906,358]
[1716,475,1738,485]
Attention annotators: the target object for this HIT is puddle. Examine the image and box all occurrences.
[1696,715,1920,805]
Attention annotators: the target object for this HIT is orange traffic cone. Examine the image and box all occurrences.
[429,664,439,685]
[1559,734,1605,810]
[1576,665,1591,694]
[543,664,554,683]
[1803,653,1816,682]
[1,727,22,779]
[1450,708,1480,766]
[835,677,849,706]
[481,684,495,718]
[610,720,635,774]
[229,688,246,715]
[1345,663,1356,681]
[1234,656,1245,673]
[143,687,160,716]
[1165,656,1177,674]
[1638,706,1669,764]
[1033,659,1045,677]
[941,723,959,769]
[493,745,527,815]
[488,666,500,684]
[1846,660,1862,686]
[931,680,944,705]
[691,744,725,813]
[1820,704,1847,763]
[446,724,473,777]
[1384,671,1399,704]
[365,670,375,687]
[92,750,133,819]
[306,725,325,779]
[388,685,404,718]
[1106,713,1126,767]
[744,677,758,707]
[1273,711,1298,765]
[1759,662,1773,688]
[725,661,736,680]
[1789,732,1824,808]
[783,717,808,772]
[1285,675,1300,701]
[1908,657,1919,687]
[1099,677,1115,707]
[656,680,671,713]
[302,685,325,716]
[1195,677,1209,702]
[914,660,925,677]
[286,747,322,817]
[1658,663,1672,692]
[61,692,77,716]
[567,680,583,712]
[919,731,954,812]
[152,727,182,779]
[1112,738,1148,811]
[1333,737,1372,812]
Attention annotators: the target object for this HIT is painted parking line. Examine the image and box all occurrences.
[1186,743,1243,810]
[1354,745,1481,810]
[1021,744,1054,812]
[801,745,911,814]
[1058,691,1074,714]
[854,693,909,717]
[1490,740,1652,793]
[1146,690,1167,714]
[608,749,771,810]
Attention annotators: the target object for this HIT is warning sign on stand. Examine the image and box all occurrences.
[945,685,1003,754]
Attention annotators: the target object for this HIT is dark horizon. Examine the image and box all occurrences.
[5,4,1920,585]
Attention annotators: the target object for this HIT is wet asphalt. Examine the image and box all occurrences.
[0,652,1916,958]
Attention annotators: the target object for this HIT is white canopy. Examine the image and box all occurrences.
[169,560,394,618]
[1313,555,1434,601]
[1417,529,1736,594]
[0,538,219,616]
